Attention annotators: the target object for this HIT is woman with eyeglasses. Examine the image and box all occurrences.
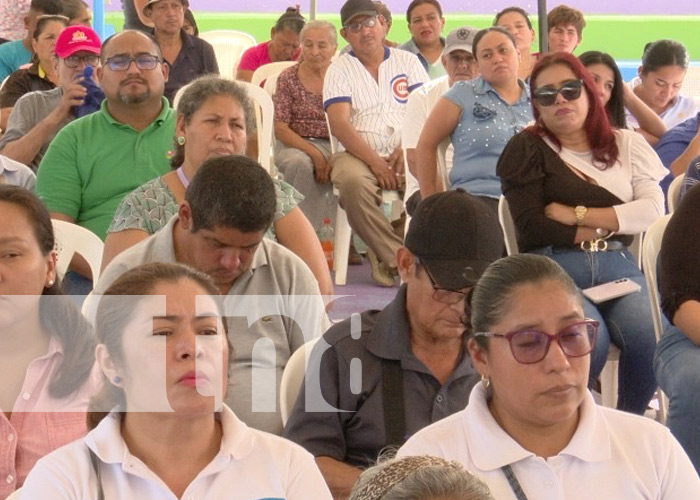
[416,26,532,213]
[19,262,333,500]
[398,254,700,499]
[0,14,68,131]
[496,52,666,415]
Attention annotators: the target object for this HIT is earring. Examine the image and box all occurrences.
[113,376,122,384]
[46,280,55,287]
[481,374,491,390]
[176,136,185,146]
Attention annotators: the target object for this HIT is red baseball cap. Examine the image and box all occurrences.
[55,26,102,59]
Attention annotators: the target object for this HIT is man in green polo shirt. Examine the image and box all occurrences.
[36,29,174,246]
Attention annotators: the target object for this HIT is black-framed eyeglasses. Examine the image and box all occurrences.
[105,54,161,71]
[474,319,599,364]
[533,79,584,107]
[63,54,100,68]
[345,16,378,34]
[415,257,469,305]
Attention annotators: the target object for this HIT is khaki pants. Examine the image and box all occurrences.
[330,152,403,268]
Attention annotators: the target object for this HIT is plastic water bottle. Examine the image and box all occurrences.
[318,218,334,270]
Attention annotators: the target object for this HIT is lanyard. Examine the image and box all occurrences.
[176,166,190,188]
[502,465,529,500]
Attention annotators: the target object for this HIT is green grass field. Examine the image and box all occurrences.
[105,12,700,62]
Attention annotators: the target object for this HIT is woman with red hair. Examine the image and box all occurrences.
[496,52,666,415]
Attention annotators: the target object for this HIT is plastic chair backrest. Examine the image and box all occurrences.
[52,220,104,283]
[641,214,672,342]
[280,337,320,425]
[498,196,519,256]
[667,173,685,213]
[251,61,296,88]
[199,30,256,79]
[237,81,274,173]
[680,66,700,98]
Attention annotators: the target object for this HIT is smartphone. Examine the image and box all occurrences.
[582,278,641,304]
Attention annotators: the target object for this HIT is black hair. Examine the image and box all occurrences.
[30,0,63,15]
[87,262,226,429]
[184,8,199,37]
[579,50,627,129]
[405,0,443,23]
[640,39,690,74]
[472,26,517,60]
[494,6,533,29]
[100,29,163,62]
[185,155,276,233]
[468,254,581,349]
[275,6,305,33]
[0,186,94,399]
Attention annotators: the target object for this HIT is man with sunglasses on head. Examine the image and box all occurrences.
[324,0,428,287]
[36,29,174,289]
[284,190,504,500]
[0,25,103,171]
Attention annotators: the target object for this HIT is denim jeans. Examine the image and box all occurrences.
[531,246,658,414]
[655,325,700,473]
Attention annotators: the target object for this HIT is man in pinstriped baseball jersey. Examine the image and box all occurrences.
[324,0,428,287]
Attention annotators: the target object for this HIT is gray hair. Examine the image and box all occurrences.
[469,254,581,349]
[300,19,338,46]
[350,455,494,500]
[171,75,255,168]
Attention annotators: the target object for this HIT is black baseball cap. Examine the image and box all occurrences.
[341,0,379,26]
[405,190,505,290]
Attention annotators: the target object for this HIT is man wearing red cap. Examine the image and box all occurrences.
[0,25,103,171]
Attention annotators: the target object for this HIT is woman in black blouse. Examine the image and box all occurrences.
[497,52,666,414]
[655,183,700,473]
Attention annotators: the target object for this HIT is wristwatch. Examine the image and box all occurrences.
[574,205,587,226]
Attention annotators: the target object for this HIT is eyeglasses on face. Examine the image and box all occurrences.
[105,54,161,71]
[533,79,584,106]
[474,319,599,364]
[63,54,100,68]
[415,257,469,306]
[345,16,378,34]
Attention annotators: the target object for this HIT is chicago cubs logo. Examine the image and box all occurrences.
[391,74,409,103]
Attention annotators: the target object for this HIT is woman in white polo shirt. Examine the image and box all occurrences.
[19,262,332,500]
[398,254,700,500]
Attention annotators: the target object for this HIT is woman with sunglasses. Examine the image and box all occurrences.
[416,26,532,212]
[397,254,700,499]
[496,52,666,415]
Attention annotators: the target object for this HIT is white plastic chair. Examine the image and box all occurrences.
[251,61,296,89]
[52,220,104,284]
[641,213,673,423]
[199,30,256,79]
[498,196,519,256]
[667,173,685,213]
[325,113,402,285]
[279,337,320,425]
[237,81,274,174]
[680,66,700,98]
[6,487,21,500]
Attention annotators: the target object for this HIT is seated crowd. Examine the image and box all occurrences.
[2,0,700,498]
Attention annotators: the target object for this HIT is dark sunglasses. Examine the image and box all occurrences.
[533,79,584,106]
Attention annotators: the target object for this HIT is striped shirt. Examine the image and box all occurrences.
[323,47,428,157]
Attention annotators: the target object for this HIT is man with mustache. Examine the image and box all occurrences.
[325,0,428,287]
[36,29,174,289]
